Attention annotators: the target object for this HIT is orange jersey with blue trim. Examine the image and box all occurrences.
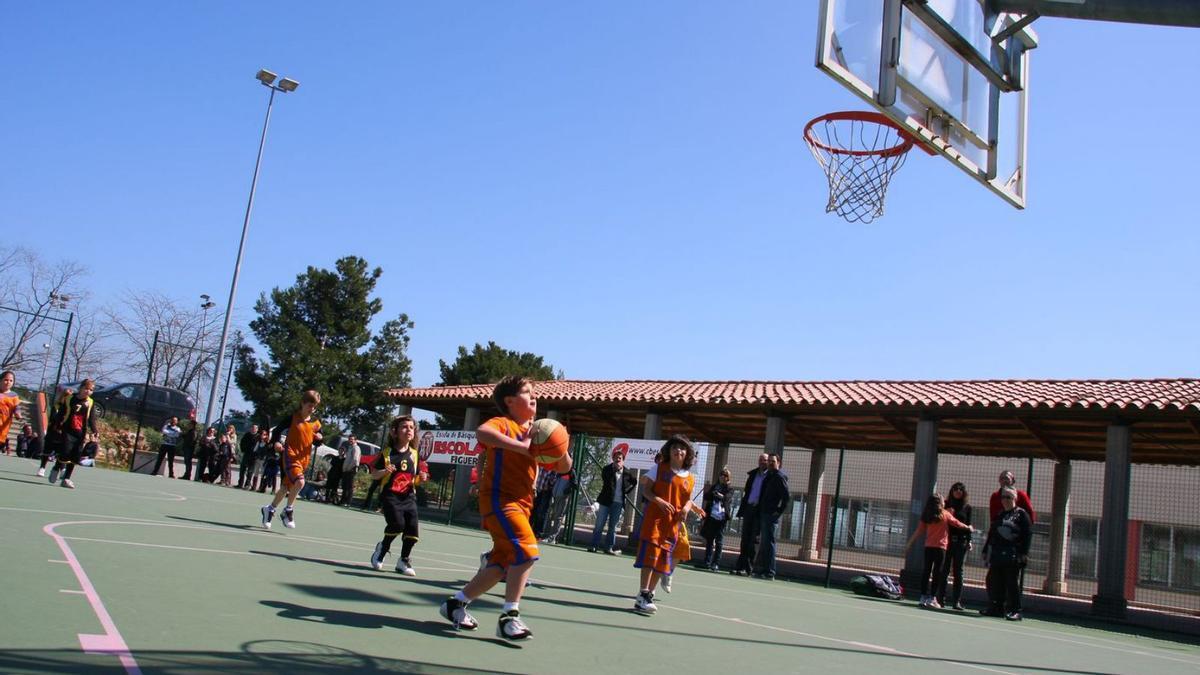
[476,416,536,514]
[284,412,321,456]
[0,391,19,440]
[639,462,696,548]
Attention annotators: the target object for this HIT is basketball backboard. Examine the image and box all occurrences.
[816,0,1037,209]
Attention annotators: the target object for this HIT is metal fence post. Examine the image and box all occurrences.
[824,447,845,588]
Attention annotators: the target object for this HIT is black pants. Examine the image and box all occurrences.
[936,539,969,604]
[989,561,1023,613]
[153,444,177,477]
[703,529,725,567]
[921,546,946,595]
[363,478,382,510]
[734,507,761,573]
[193,451,211,481]
[51,432,84,480]
[181,448,193,480]
[237,454,255,487]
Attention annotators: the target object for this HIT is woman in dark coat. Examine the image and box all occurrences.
[699,467,734,571]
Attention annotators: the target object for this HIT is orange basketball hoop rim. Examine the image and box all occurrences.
[803,111,934,158]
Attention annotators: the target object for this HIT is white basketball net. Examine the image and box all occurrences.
[805,114,914,224]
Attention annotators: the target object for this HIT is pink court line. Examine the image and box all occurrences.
[43,521,142,675]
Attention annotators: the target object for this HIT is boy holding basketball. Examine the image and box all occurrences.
[439,375,571,641]
[260,389,322,529]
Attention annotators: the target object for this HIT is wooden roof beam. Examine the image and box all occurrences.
[672,413,728,444]
[589,410,642,439]
[1016,417,1067,461]
[880,415,917,445]
[784,419,828,450]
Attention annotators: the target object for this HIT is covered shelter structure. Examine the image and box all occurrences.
[386,378,1200,620]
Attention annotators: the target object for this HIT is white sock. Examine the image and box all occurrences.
[453,591,469,603]
[502,602,518,613]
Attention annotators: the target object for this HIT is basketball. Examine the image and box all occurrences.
[529,418,569,468]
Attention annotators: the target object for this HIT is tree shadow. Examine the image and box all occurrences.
[249,549,365,571]
[0,475,49,487]
[279,583,402,604]
[0,641,523,673]
[261,602,523,650]
[335,569,464,590]
[167,514,269,533]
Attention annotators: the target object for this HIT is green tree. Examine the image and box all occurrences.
[434,341,560,427]
[235,256,414,436]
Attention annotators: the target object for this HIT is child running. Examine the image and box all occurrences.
[904,493,974,608]
[260,390,322,529]
[369,415,429,576]
[633,435,705,614]
[45,380,99,489]
[37,389,72,477]
[0,371,23,456]
[439,375,571,641]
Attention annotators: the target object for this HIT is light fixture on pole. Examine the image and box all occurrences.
[197,295,217,404]
[203,69,300,430]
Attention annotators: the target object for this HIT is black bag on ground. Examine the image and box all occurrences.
[850,573,903,600]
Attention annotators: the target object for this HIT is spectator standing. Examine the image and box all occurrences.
[325,441,345,503]
[195,427,218,482]
[904,493,973,608]
[699,467,734,570]
[530,466,558,534]
[179,419,198,480]
[218,425,237,486]
[986,471,1035,606]
[249,428,271,491]
[340,435,362,506]
[540,470,574,544]
[753,454,790,580]
[936,482,974,610]
[981,487,1033,620]
[153,416,182,477]
[237,424,259,488]
[16,424,40,459]
[259,439,280,494]
[732,453,770,576]
[589,449,635,554]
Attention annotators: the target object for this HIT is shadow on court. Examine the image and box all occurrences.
[248,549,365,570]
[261,602,526,651]
[0,640,522,674]
[167,514,269,532]
[335,568,464,590]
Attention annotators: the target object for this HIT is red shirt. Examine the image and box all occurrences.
[989,489,1035,523]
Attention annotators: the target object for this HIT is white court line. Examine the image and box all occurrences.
[43,521,141,675]
[60,589,86,594]
[29,513,1200,669]
[62,536,255,556]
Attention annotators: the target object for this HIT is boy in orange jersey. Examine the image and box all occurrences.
[439,375,571,641]
[0,371,22,455]
[633,435,705,614]
[260,390,323,529]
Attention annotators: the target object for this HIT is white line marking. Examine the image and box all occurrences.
[49,559,69,564]
[43,521,141,674]
[60,589,86,594]
[61,536,255,555]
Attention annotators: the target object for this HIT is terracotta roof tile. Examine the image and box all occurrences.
[386,379,1200,413]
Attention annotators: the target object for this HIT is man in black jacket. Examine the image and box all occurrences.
[732,453,770,576]
[588,449,635,554]
[237,425,260,488]
[753,454,790,579]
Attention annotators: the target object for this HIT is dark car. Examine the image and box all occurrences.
[93,383,197,426]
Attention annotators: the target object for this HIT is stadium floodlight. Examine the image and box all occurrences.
[256,69,277,86]
[277,78,299,92]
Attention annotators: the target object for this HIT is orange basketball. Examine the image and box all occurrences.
[529,418,569,468]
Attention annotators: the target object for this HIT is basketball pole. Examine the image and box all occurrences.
[990,0,1200,28]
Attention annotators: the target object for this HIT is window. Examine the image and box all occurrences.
[833,498,907,555]
[1139,523,1200,592]
[117,385,136,399]
[1068,517,1099,580]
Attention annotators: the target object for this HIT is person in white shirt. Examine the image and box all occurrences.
[339,436,362,506]
[153,416,182,478]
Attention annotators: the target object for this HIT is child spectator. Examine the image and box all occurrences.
[0,370,21,455]
[904,493,973,608]
[439,375,570,641]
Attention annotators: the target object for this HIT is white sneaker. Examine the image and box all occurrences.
[281,508,295,529]
[634,591,657,614]
[497,610,533,641]
[154,474,163,478]
[929,598,942,609]
[439,597,479,631]
[369,542,386,570]
[61,479,76,489]
[260,505,275,529]
[48,467,60,484]
[396,559,416,577]
[36,467,45,477]
[661,574,673,593]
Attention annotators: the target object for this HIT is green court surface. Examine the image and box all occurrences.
[2,456,1198,675]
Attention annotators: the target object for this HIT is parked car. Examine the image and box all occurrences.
[314,439,382,472]
[92,383,197,426]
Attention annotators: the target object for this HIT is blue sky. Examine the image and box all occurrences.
[2,2,1197,403]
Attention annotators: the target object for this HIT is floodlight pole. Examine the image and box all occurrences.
[204,73,296,431]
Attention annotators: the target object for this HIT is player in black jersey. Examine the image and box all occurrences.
[368,415,429,576]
